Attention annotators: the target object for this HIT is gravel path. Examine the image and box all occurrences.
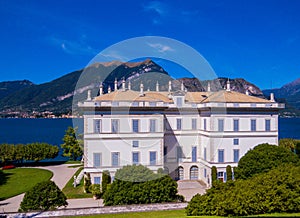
[5,202,188,218]
[0,165,207,216]
[0,164,78,213]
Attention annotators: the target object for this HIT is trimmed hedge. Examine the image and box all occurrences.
[103,165,183,206]
[186,165,300,216]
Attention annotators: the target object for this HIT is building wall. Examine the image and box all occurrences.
[83,108,279,185]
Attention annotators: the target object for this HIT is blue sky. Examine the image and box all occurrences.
[1,0,300,89]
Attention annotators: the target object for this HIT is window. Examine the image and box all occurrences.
[218,172,224,182]
[149,102,156,106]
[192,146,197,162]
[94,119,101,133]
[204,118,207,130]
[111,119,119,133]
[176,97,183,107]
[265,119,271,131]
[204,147,207,161]
[132,152,139,165]
[93,153,101,167]
[218,149,224,163]
[233,138,239,145]
[224,172,227,182]
[111,152,120,166]
[233,149,240,163]
[132,101,139,106]
[204,168,207,178]
[132,140,139,148]
[94,177,101,184]
[177,146,183,163]
[251,119,256,131]
[150,119,156,132]
[190,166,198,180]
[192,118,197,130]
[164,146,168,162]
[218,119,224,132]
[112,101,119,106]
[178,167,184,180]
[233,119,239,132]
[177,118,182,130]
[149,151,157,166]
[132,119,139,132]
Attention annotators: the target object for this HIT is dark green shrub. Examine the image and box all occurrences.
[19,181,67,212]
[89,184,101,199]
[226,165,232,181]
[101,170,111,195]
[84,173,91,193]
[186,165,300,216]
[211,166,217,186]
[235,143,300,180]
[103,165,180,206]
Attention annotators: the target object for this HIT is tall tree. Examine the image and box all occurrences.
[102,170,111,195]
[61,127,83,161]
[0,144,14,164]
[226,165,232,181]
[211,166,217,186]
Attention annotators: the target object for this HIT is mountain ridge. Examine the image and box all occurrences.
[0,59,295,118]
[263,77,300,117]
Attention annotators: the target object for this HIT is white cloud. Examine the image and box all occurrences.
[143,1,167,16]
[142,1,200,25]
[148,43,175,53]
[48,36,98,56]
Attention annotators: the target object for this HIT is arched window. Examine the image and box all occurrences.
[178,166,184,180]
[190,166,198,180]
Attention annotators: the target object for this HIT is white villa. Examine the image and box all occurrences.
[78,79,284,186]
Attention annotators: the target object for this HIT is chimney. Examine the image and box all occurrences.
[226,79,231,91]
[114,78,118,91]
[245,90,249,95]
[122,78,126,91]
[270,93,275,102]
[108,86,111,93]
[99,82,103,96]
[128,81,131,90]
[156,81,159,92]
[139,83,144,96]
[181,81,184,91]
[207,82,211,92]
[87,90,91,101]
[168,80,172,92]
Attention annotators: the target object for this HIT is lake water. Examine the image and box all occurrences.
[0,118,83,161]
[0,118,299,161]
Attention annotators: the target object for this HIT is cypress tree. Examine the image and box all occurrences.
[211,166,217,186]
[226,165,232,181]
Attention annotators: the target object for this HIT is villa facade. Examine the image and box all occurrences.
[79,79,284,186]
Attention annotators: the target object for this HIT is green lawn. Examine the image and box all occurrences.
[0,168,53,200]
[68,164,83,168]
[246,213,300,217]
[63,210,300,218]
[62,166,92,199]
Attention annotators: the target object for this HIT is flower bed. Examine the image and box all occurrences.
[2,165,16,170]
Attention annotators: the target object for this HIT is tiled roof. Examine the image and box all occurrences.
[93,90,173,103]
[93,89,271,104]
[202,91,270,103]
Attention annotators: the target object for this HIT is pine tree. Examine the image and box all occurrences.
[61,127,83,161]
